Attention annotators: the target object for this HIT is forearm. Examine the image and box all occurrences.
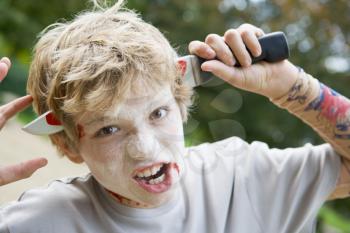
[270,69,350,159]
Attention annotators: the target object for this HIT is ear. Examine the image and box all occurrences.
[52,135,84,164]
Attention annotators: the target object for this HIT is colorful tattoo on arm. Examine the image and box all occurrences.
[305,83,350,139]
[286,77,309,104]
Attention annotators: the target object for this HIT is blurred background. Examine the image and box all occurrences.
[0,0,349,232]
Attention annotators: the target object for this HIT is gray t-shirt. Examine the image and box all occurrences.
[0,137,341,233]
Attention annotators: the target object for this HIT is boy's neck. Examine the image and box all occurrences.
[106,189,152,208]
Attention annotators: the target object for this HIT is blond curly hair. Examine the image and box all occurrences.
[27,0,193,158]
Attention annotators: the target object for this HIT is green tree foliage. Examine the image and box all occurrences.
[0,0,349,231]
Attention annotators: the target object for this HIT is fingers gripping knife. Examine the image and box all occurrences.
[178,31,289,87]
[23,31,289,135]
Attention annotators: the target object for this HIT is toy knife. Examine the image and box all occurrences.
[178,31,289,87]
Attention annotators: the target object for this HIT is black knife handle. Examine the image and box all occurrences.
[198,31,289,67]
[250,31,289,65]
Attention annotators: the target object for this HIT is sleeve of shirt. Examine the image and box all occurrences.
[238,141,341,232]
[0,176,95,233]
[0,189,59,233]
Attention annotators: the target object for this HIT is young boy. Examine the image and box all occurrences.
[1,1,350,232]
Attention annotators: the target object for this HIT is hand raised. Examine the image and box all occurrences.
[188,24,299,100]
[0,57,47,186]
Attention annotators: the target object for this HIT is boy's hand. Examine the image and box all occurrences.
[0,57,47,186]
[188,24,299,100]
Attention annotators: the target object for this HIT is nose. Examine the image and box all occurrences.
[126,132,160,161]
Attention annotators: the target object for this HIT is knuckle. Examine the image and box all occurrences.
[198,43,209,53]
[205,33,219,44]
[188,41,198,53]
[224,29,239,41]
[238,24,264,37]
[188,40,200,48]
[240,30,251,40]
[240,23,253,29]
[198,44,208,55]
[188,41,208,56]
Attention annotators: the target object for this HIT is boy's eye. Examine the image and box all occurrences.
[95,126,119,137]
[150,107,169,120]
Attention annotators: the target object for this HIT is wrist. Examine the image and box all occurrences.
[270,70,320,113]
[266,60,300,100]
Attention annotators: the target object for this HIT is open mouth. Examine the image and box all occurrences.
[133,163,178,193]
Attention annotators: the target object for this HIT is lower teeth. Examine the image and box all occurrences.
[148,173,165,185]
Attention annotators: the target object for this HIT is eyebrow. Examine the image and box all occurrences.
[147,97,174,112]
[85,116,117,127]
[124,92,174,109]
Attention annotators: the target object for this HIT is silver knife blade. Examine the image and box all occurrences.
[177,55,213,88]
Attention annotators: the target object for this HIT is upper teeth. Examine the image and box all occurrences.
[136,164,163,178]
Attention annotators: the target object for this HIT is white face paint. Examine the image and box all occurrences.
[76,84,186,207]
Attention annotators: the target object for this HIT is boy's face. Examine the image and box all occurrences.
[75,84,186,206]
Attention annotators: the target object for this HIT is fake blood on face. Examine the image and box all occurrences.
[106,189,150,208]
[77,124,86,139]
